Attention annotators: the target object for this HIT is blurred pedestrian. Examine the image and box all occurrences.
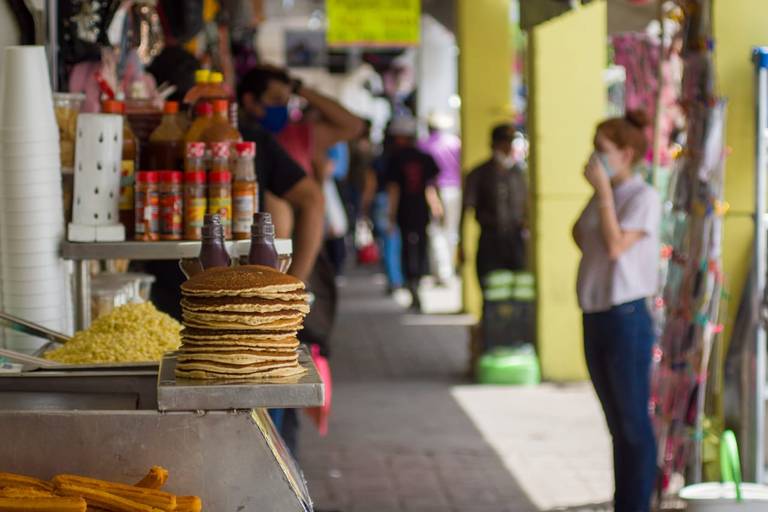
[573,110,660,512]
[418,112,461,284]
[386,116,443,312]
[366,131,405,295]
[460,123,529,286]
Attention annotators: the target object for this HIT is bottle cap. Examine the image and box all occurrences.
[137,171,159,183]
[212,99,228,113]
[159,171,182,183]
[195,101,213,116]
[101,99,125,114]
[210,72,224,84]
[202,213,224,238]
[195,69,211,84]
[209,170,232,183]
[210,142,231,159]
[234,141,256,158]
[185,171,206,184]
[252,212,275,237]
[164,101,179,114]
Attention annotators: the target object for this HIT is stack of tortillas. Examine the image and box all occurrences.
[175,265,310,380]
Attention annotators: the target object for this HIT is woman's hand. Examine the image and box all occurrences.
[584,154,611,193]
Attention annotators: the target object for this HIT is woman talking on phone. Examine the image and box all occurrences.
[573,110,661,512]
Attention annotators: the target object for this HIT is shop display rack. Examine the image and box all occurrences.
[60,239,292,330]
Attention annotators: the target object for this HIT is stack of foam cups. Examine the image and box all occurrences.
[0,46,68,353]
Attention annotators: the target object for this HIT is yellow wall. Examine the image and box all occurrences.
[713,0,768,348]
[457,0,513,319]
[529,1,606,381]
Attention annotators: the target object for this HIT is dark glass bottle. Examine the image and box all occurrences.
[199,213,231,270]
[248,212,278,269]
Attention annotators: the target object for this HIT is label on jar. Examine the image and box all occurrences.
[119,161,135,210]
[233,184,255,235]
[208,197,232,225]
[185,197,207,228]
[160,192,183,238]
[136,190,159,238]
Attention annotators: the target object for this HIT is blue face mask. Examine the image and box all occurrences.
[596,152,617,178]
[258,105,289,133]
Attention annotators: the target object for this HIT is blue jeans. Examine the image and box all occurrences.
[583,299,657,512]
[372,192,404,288]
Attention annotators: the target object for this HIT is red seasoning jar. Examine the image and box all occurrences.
[185,142,206,173]
[184,171,207,240]
[210,141,230,172]
[208,170,232,239]
[159,171,183,240]
[135,171,160,241]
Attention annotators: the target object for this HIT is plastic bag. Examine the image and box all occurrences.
[303,344,333,436]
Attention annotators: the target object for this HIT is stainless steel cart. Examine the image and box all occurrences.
[0,347,324,511]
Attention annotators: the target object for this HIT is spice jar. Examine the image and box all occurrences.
[159,171,183,240]
[210,142,230,172]
[208,170,232,239]
[135,171,160,241]
[232,142,257,240]
[184,171,207,240]
[185,142,206,173]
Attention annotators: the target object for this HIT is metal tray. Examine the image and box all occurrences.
[156,346,324,411]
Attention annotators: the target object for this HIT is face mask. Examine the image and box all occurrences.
[494,151,516,169]
[596,152,617,178]
[258,105,289,133]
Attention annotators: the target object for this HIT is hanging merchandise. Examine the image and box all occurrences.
[612,32,683,167]
[651,0,728,493]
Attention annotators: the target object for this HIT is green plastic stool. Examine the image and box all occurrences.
[476,346,541,385]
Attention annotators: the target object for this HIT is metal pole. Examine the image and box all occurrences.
[73,260,91,331]
[753,47,768,484]
[46,0,58,91]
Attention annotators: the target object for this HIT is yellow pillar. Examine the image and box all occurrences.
[457,0,513,320]
[713,0,768,350]
[529,1,606,381]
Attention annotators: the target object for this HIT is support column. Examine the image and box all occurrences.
[713,0,768,352]
[457,0,513,320]
[528,1,606,381]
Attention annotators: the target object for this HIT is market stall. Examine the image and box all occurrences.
[0,8,326,505]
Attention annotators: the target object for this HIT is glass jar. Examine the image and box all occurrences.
[208,170,232,239]
[159,171,183,240]
[210,141,231,172]
[135,171,160,240]
[184,171,207,240]
[185,141,206,173]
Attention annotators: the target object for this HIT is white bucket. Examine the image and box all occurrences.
[680,482,768,512]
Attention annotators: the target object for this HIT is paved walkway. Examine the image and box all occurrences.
[298,269,612,512]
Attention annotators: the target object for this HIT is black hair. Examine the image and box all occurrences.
[491,123,515,145]
[237,65,291,104]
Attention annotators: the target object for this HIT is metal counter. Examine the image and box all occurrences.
[0,346,323,511]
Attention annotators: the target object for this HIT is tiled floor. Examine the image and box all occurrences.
[297,269,612,512]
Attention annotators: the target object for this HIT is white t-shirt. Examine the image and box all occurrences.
[575,174,661,313]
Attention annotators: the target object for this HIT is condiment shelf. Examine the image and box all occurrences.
[157,346,324,411]
[61,239,292,260]
[60,239,292,330]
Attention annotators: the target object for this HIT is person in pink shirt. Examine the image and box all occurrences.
[417,112,461,282]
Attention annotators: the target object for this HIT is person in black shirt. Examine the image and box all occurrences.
[386,116,443,312]
[237,117,325,282]
[460,123,529,285]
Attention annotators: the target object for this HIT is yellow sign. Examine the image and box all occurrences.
[326,0,421,47]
